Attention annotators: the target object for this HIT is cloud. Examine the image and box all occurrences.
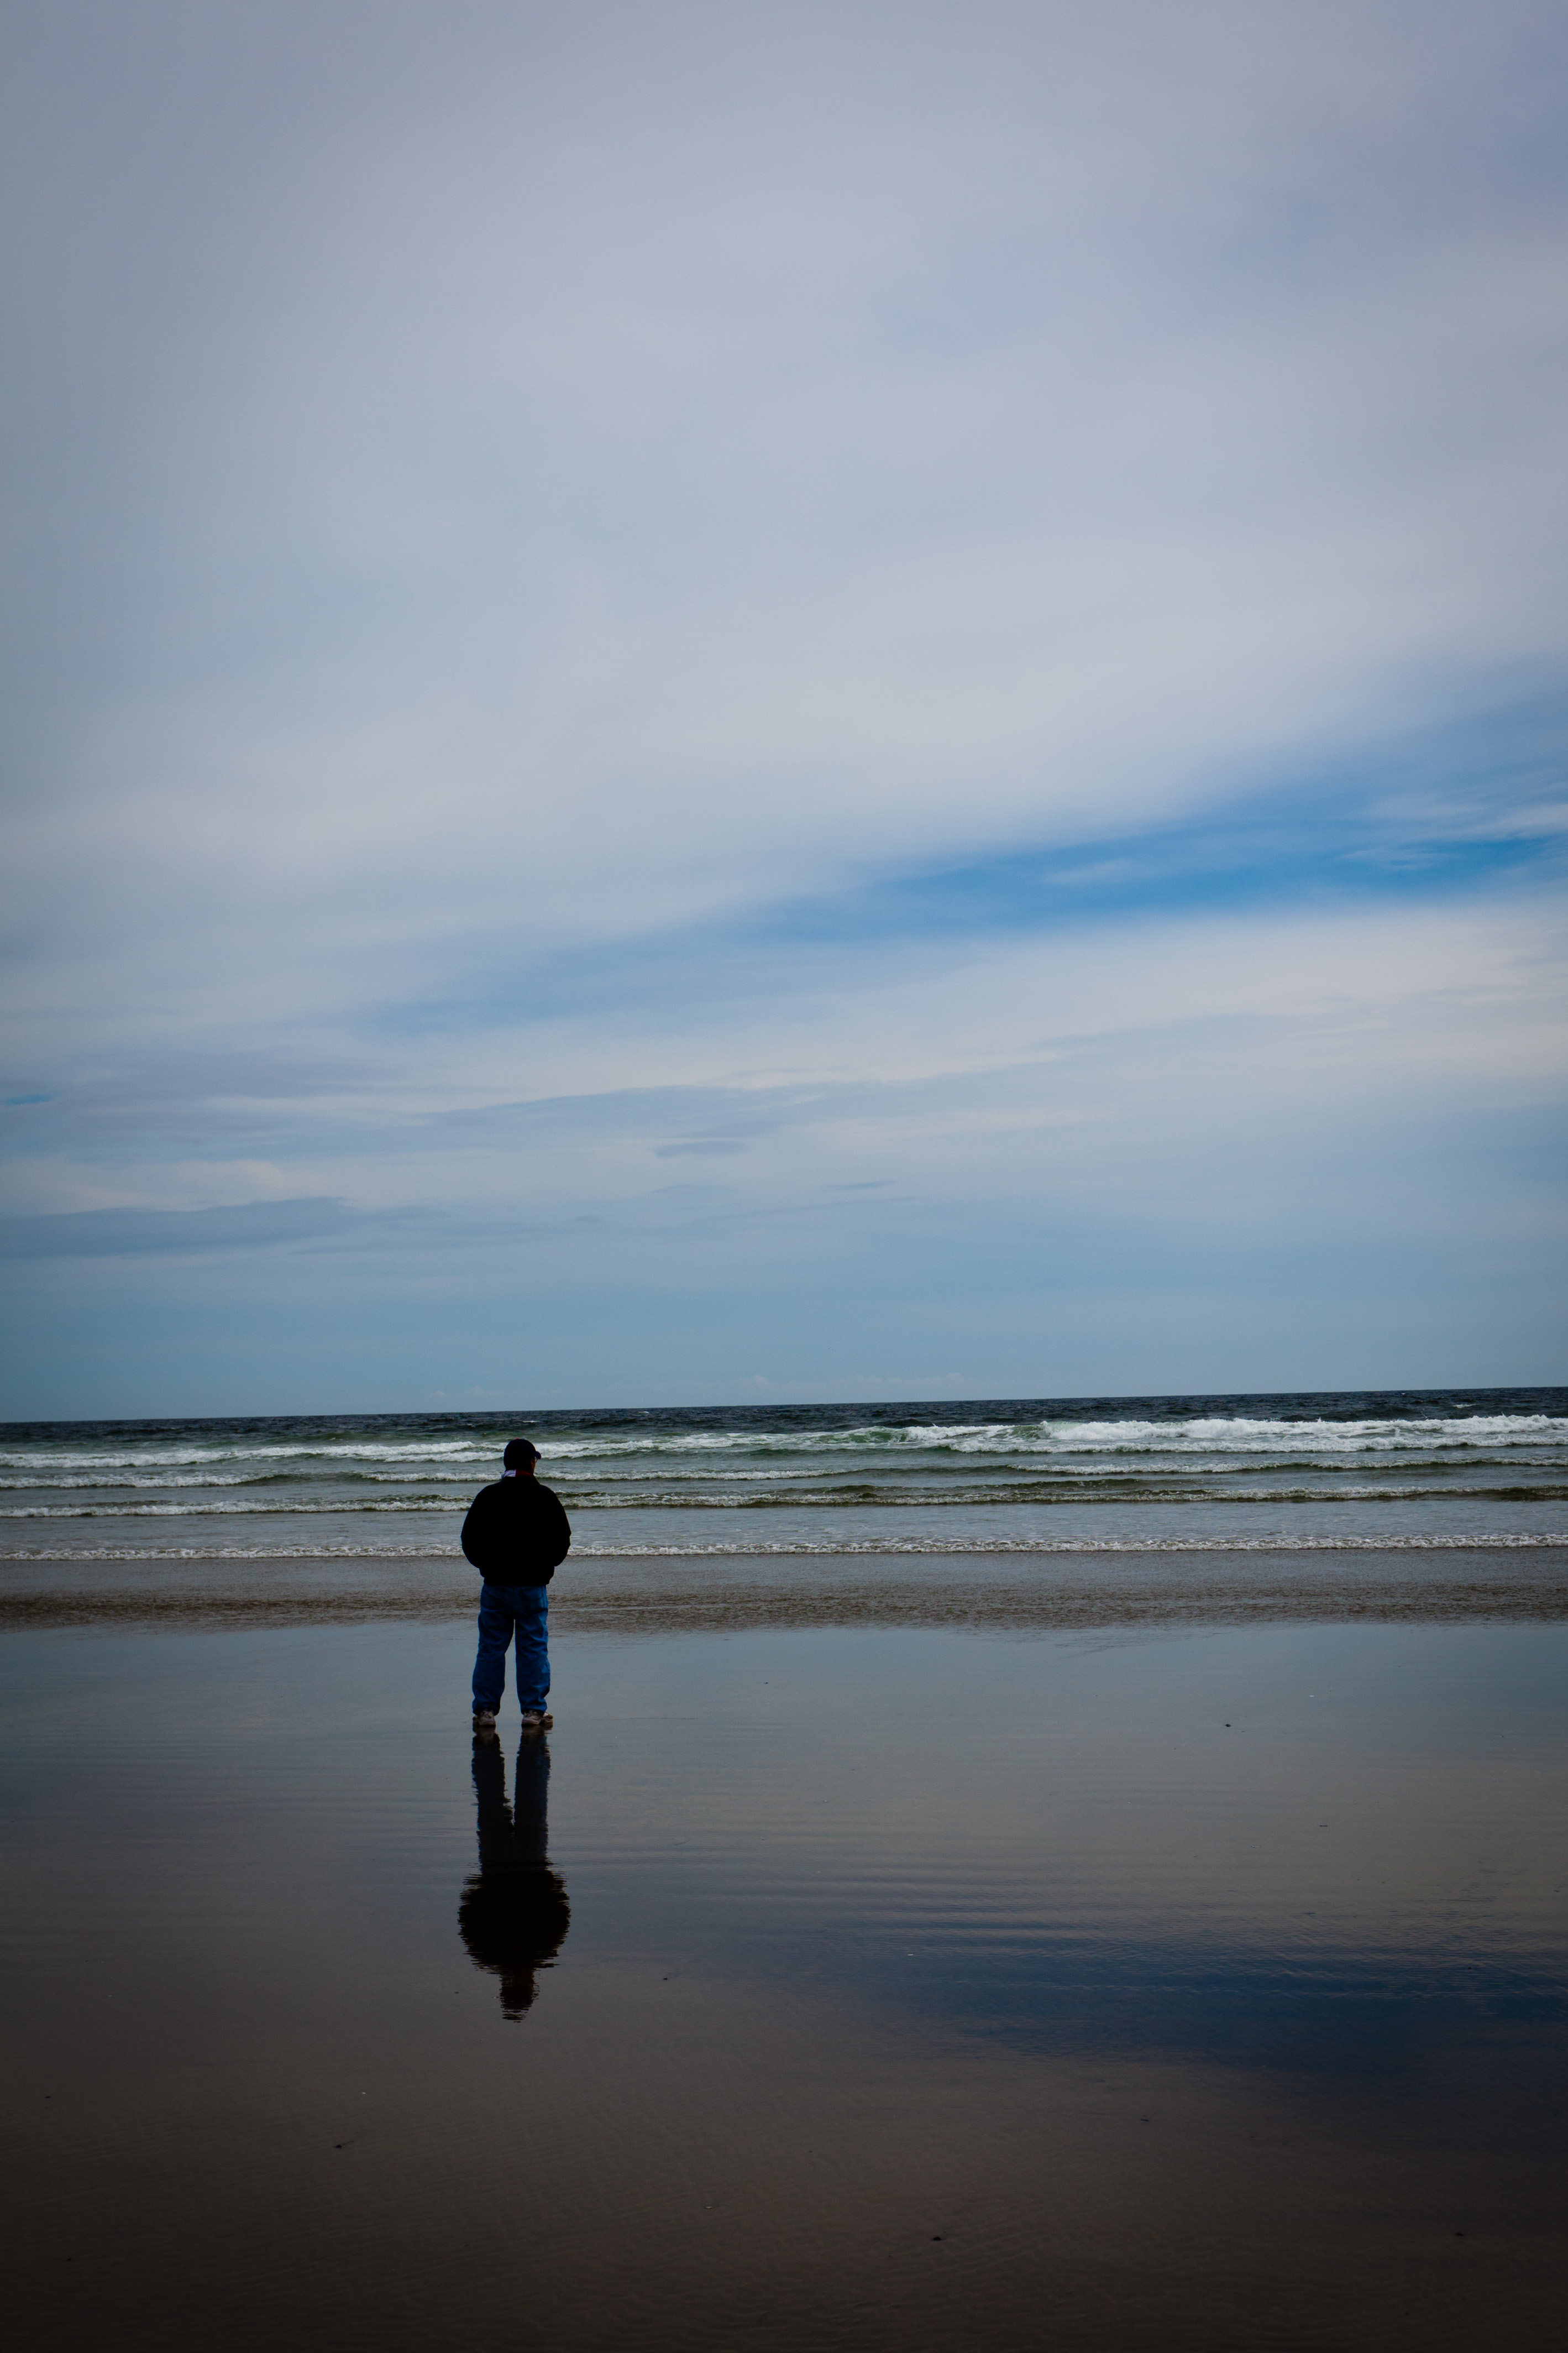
[0,4,1563,1406]
[653,1140,751,1159]
[11,892,1559,1229]
[0,1197,360,1260]
[4,3,1567,1055]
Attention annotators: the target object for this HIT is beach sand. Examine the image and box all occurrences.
[3,1610,1566,2351]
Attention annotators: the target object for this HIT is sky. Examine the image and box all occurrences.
[2,0,1565,1418]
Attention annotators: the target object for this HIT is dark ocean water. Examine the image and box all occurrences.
[2,1387,1565,1563]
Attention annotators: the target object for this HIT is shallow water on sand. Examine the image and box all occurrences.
[4,1620,1565,2351]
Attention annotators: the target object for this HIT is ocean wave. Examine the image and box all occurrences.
[0,1440,495,1473]
[0,1469,486,1493]
[2,1532,1565,1562]
[2,1411,1564,1479]
[6,1451,1565,1496]
[0,1499,459,1518]
[6,1478,1567,1518]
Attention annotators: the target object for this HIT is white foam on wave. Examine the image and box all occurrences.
[0,1439,493,1473]
[0,1499,459,1517]
[3,1411,1564,1481]
[4,1531,1565,1562]
[0,1468,486,1493]
[3,1423,1564,1501]
[4,1483,1561,1519]
[894,1415,1568,1455]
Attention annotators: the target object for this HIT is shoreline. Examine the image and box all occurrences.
[6,1541,1567,1630]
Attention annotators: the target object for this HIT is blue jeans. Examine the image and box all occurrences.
[472,1582,551,1715]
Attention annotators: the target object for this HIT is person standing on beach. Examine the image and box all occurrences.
[462,1440,572,1735]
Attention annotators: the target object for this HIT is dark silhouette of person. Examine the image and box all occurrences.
[459,1729,570,2019]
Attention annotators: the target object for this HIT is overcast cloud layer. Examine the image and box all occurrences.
[2,1,1565,1415]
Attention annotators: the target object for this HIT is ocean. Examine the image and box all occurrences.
[3,1385,1564,1572]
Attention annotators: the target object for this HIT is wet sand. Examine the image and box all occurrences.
[3,1615,1566,2351]
[3,1539,1566,1627]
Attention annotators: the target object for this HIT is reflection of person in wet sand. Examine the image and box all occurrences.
[459,1732,570,2020]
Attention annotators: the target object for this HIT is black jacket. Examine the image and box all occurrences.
[460,1476,572,1586]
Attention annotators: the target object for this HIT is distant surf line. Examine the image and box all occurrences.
[6,1531,1566,1562]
